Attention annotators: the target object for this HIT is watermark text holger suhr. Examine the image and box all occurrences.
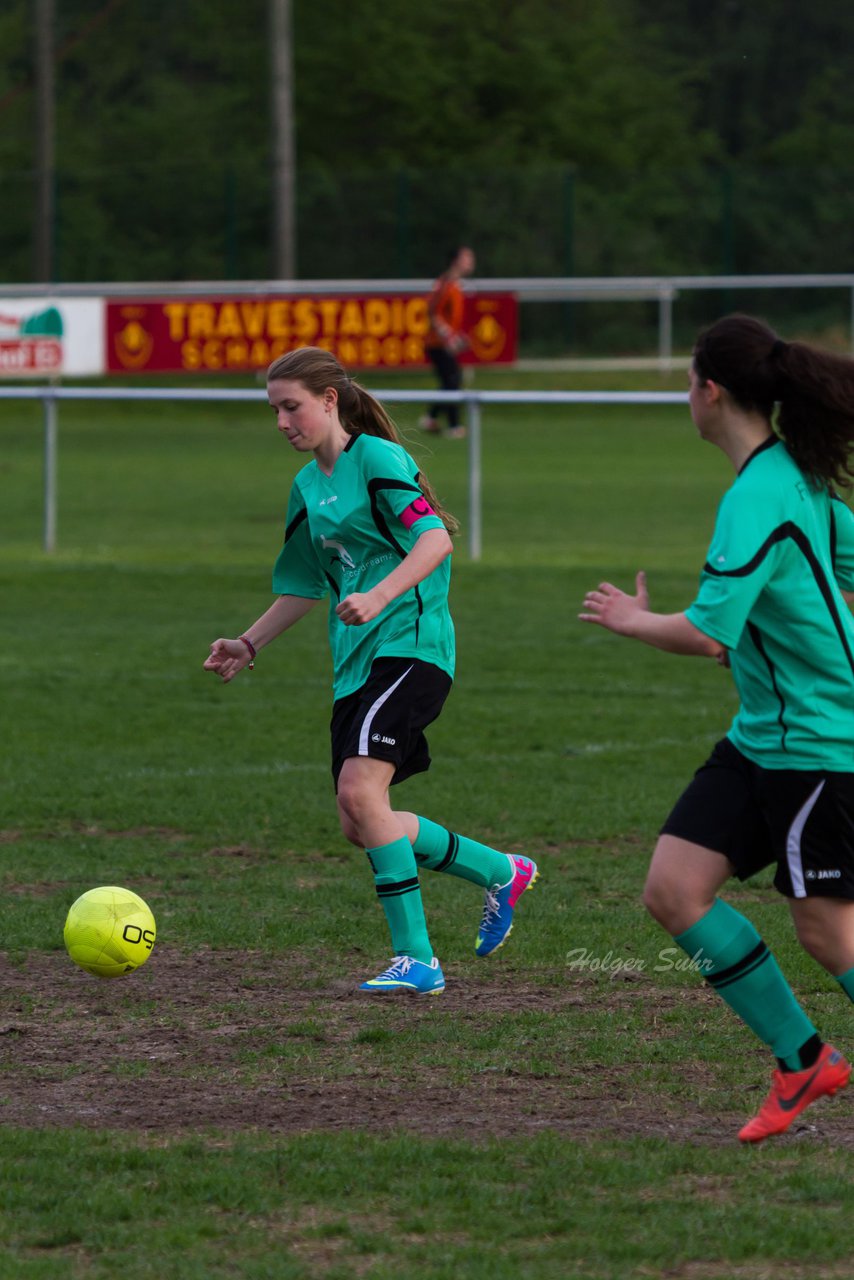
[565,947,714,976]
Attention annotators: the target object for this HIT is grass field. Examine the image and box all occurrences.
[1,370,852,1279]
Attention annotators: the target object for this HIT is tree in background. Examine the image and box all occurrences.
[0,0,853,288]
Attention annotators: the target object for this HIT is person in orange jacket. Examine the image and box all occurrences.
[419,245,475,439]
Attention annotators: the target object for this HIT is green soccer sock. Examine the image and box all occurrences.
[366,837,433,964]
[674,898,818,1070]
[836,965,854,1004]
[411,816,513,890]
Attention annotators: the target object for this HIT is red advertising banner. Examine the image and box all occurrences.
[106,293,517,374]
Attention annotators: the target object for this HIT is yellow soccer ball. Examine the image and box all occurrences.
[63,886,156,978]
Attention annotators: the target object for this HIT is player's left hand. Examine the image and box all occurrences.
[336,591,384,626]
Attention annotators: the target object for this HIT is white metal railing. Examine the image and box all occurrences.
[0,384,688,558]
[5,273,854,297]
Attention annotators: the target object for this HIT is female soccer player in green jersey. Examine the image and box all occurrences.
[204,346,537,995]
[581,314,854,1143]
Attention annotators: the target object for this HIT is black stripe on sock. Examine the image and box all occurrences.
[707,941,770,991]
[434,830,459,873]
[375,877,421,899]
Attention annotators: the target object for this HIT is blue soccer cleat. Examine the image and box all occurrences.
[359,955,445,995]
[476,855,539,956]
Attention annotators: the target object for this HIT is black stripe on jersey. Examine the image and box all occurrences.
[283,505,334,597]
[737,435,778,476]
[702,520,854,679]
[413,584,424,645]
[367,476,427,643]
[746,621,789,751]
[366,477,422,558]
[285,506,309,541]
[830,503,838,571]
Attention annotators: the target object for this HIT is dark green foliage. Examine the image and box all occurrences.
[2,3,854,309]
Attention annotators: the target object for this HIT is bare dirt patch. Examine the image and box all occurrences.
[1,948,851,1147]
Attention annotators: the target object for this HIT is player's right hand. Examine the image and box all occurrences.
[203,638,251,683]
[579,571,650,636]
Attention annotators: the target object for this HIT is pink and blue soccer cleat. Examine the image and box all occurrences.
[476,855,539,956]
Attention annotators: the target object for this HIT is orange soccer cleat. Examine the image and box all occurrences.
[739,1043,851,1143]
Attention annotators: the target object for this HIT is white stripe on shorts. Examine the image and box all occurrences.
[358,665,414,757]
[785,780,826,899]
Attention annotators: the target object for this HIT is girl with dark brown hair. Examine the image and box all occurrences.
[582,314,854,1142]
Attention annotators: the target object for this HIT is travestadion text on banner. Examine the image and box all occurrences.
[105,293,518,374]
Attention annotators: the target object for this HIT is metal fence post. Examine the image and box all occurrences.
[43,390,57,552]
[658,286,674,374]
[466,395,482,561]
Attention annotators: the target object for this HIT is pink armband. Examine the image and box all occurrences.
[400,496,436,530]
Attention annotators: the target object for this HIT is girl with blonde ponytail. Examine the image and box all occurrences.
[267,348,459,533]
[205,347,538,996]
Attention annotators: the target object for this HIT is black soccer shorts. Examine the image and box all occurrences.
[330,657,452,789]
[661,736,854,900]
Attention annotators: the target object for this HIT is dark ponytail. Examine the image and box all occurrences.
[694,314,854,491]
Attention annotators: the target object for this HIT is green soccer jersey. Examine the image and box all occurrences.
[272,433,455,699]
[686,437,854,769]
